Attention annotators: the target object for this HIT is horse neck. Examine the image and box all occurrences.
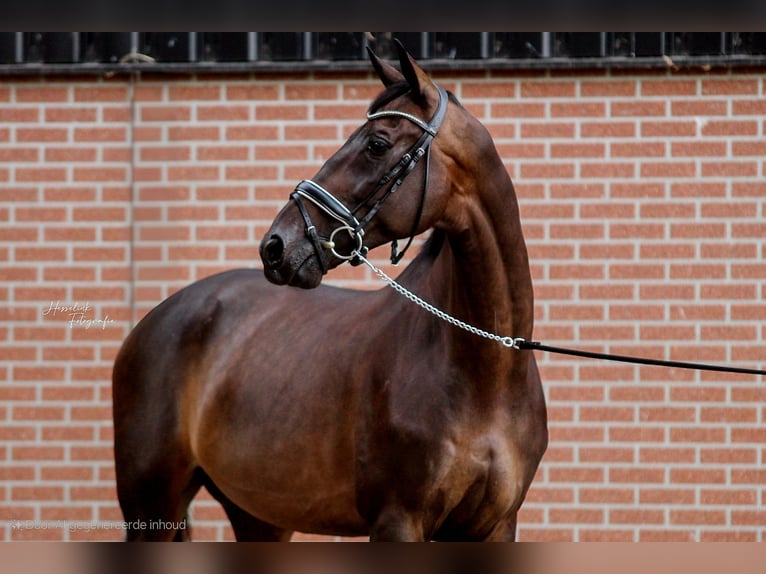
[430,151,534,373]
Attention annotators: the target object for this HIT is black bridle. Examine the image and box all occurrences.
[290,85,449,273]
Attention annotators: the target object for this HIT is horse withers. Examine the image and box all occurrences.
[112,41,547,541]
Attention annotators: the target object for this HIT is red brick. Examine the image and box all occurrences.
[701,531,759,542]
[702,161,758,177]
[227,85,279,100]
[520,81,575,98]
[610,509,665,524]
[74,127,127,142]
[491,102,545,118]
[520,122,575,138]
[225,165,279,181]
[547,426,605,443]
[671,100,727,116]
[732,140,766,156]
[670,468,726,484]
[73,86,128,101]
[641,121,696,137]
[14,247,67,262]
[611,142,665,157]
[167,166,220,181]
[0,107,39,122]
[639,488,695,505]
[286,84,338,100]
[581,80,636,97]
[551,102,605,117]
[702,489,757,507]
[0,225,39,238]
[131,85,163,101]
[16,86,69,102]
[12,368,66,383]
[140,105,191,122]
[640,161,696,178]
[45,148,98,163]
[701,447,757,464]
[197,105,250,121]
[580,162,634,178]
[550,143,604,158]
[580,406,634,422]
[197,146,250,162]
[671,141,726,157]
[44,107,97,122]
[670,182,726,198]
[15,168,68,183]
[193,225,249,241]
[581,121,636,138]
[579,529,634,542]
[139,146,191,162]
[670,510,726,526]
[518,528,574,542]
[0,148,40,162]
[549,508,604,524]
[549,223,604,240]
[168,126,220,141]
[168,85,221,100]
[732,98,766,114]
[12,446,65,461]
[642,80,697,96]
[580,447,634,463]
[611,101,665,117]
[225,125,279,141]
[702,79,758,95]
[701,120,758,136]
[11,486,65,501]
[731,427,766,443]
[731,510,766,526]
[548,467,604,483]
[639,447,695,463]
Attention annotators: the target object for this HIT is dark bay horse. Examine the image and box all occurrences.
[112,42,547,541]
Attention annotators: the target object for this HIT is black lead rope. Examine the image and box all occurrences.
[515,339,766,376]
[357,255,766,377]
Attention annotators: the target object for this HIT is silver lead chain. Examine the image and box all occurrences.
[355,253,524,350]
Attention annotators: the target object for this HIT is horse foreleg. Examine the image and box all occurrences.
[118,467,202,541]
[369,506,425,541]
[483,513,517,542]
[203,477,293,541]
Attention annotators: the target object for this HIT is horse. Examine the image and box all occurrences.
[112,41,547,542]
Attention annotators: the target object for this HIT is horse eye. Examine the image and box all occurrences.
[367,138,390,156]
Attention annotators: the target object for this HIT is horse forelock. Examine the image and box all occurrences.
[367,81,411,114]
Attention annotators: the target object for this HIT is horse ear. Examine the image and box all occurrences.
[366,46,404,87]
[394,38,432,100]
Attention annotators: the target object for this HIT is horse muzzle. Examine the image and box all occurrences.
[260,231,325,289]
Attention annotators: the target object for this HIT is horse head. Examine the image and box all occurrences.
[260,41,459,288]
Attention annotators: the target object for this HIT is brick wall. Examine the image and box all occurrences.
[1,66,764,541]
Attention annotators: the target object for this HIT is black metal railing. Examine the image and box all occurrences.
[1,32,765,71]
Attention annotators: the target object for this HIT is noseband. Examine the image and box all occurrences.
[290,85,449,273]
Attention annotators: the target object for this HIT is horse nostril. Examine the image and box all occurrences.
[262,235,285,267]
